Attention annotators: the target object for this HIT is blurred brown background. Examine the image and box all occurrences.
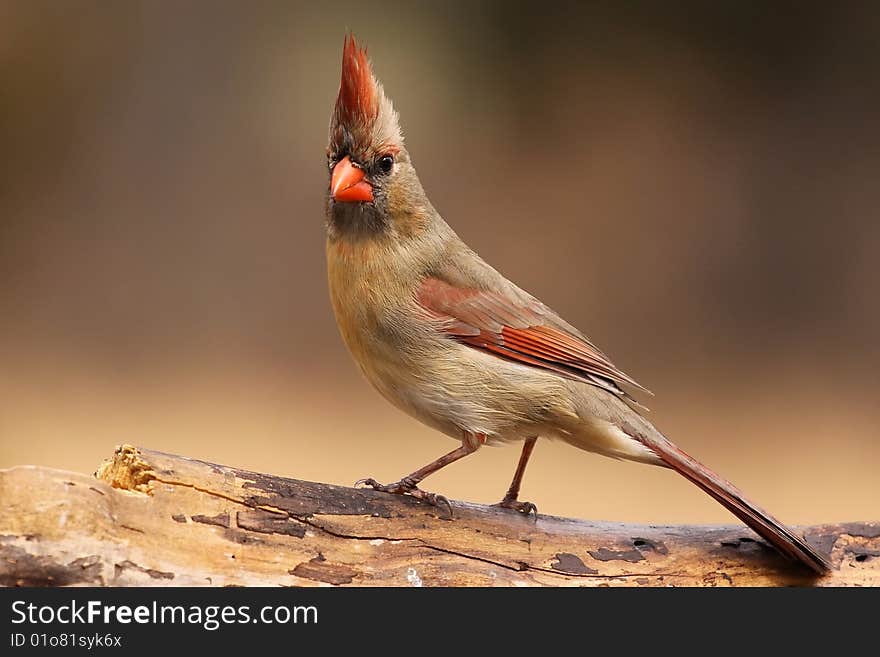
[1,2,877,525]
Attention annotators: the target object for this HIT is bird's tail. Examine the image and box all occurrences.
[642,436,832,574]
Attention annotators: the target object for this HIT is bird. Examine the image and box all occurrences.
[323,34,831,574]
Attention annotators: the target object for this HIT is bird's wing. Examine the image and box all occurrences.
[416,276,649,399]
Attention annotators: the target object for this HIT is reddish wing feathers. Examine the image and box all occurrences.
[417,277,648,396]
[335,35,378,129]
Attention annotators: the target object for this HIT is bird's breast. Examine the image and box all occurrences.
[326,237,427,375]
[325,237,481,436]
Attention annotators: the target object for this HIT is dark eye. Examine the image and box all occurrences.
[377,154,394,174]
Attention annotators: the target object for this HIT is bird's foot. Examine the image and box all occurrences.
[355,477,453,518]
[493,495,538,519]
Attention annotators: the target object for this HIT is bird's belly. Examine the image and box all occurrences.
[355,348,487,440]
[353,338,574,443]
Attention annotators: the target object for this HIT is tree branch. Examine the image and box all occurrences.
[0,445,876,586]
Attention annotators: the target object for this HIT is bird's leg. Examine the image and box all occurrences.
[356,432,485,518]
[494,436,538,517]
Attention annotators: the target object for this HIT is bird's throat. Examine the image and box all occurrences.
[327,198,389,241]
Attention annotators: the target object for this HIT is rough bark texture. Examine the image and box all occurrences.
[0,445,877,587]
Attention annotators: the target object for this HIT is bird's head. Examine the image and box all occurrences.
[326,35,426,240]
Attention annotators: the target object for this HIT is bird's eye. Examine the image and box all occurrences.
[377,154,394,174]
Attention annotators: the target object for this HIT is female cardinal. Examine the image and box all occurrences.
[324,35,830,574]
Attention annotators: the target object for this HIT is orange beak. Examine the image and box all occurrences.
[330,156,373,202]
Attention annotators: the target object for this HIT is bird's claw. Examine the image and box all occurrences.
[354,476,454,519]
[414,490,453,519]
[494,497,538,520]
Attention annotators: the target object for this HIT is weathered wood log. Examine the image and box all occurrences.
[0,445,876,586]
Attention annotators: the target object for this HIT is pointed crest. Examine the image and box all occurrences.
[336,34,378,127]
[330,34,403,156]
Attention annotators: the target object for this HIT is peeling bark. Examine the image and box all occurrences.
[0,445,876,587]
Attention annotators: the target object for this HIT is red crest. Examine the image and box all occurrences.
[335,34,378,128]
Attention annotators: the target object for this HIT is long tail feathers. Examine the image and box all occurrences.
[642,437,832,574]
